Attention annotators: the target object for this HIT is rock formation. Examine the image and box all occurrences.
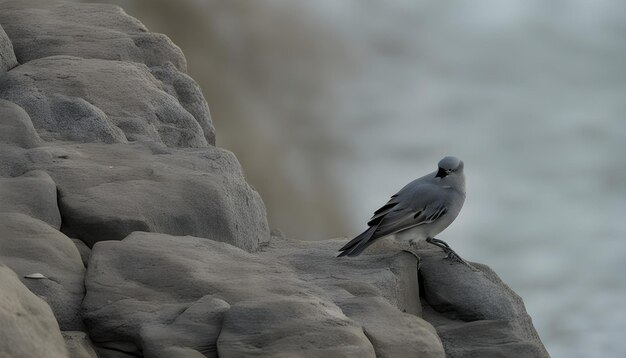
[0,1,548,357]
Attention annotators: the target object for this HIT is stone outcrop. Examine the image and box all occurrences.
[0,0,548,357]
[418,250,550,358]
[0,265,68,358]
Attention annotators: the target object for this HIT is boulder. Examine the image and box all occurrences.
[0,170,61,229]
[218,297,375,358]
[0,24,17,72]
[0,99,41,148]
[418,249,549,357]
[0,0,216,146]
[24,141,268,251]
[83,232,374,357]
[0,0,186,71]
[0,213,86,331]
[0,56,209,147]
[337,296,444,358]
[0,265,68,358]
[261,237,445,357]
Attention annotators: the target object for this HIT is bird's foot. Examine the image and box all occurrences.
[442,247,473,267]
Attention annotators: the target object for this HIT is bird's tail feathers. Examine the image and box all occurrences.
[337,226,379,257]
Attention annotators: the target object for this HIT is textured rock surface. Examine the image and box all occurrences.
[83,232,378,357]
[0,213,85,331]
[0,0,214,145]
[418,249,550,358]
[0,56,209,147]
[63,331,98,358]
[0,99,41,148]
[0,169,60,228]
[0,24,17,72]
[0,0,186,70]
[0,265,68,358]
[31,141,267,250]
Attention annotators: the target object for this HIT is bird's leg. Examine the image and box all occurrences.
[426,237,469,266]
[428,237,451,249]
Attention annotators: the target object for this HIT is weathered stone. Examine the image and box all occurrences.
[151,63,215,145]
[0,213,85,331]
[0,0,186,71]
[63,331,98,358]
[0,24,17,73]
[0,99,41,148]
[0,144,29,177]
[0,56,208,147]
[0,265,68,358]
[261,236,421,316]
[71,239,91,267]
[141,295,229,358]
[337,296,444,358]
[0,170,60,229]
[83,232,373,357]
[26,141,268,251]
[418,249,549,358]
[218,297,375,358]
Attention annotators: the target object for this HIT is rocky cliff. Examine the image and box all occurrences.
[0,1,548,357]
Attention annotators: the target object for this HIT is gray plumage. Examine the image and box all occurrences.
[338,156,466,257]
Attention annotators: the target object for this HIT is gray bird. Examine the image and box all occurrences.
[338,156,466,261]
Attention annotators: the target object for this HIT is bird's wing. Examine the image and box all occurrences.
[370,183,448,237]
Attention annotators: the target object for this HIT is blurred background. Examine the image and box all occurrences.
[78,1,626,357]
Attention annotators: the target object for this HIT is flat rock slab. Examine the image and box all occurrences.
[83,232,375,357]
[0,213,85,331]
[22,141,268,251]
[261,237,422,315]
[417,249,549,357]
[0,265,68,358]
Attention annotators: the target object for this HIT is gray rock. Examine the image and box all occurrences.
[218,297,375,358]
[71,239,91,267]
[261,237,444,357]
[141,295,230,358]
[27,141,268,251]
[0,0,186,71]
[418,249,549,357]
[0,264,68,358]
[0,56,208,147]
[337,296,444,358]
[151,63,215,145]
[0,24,17,73]
[0,213,86,331]
[262,236,422,315]
[0,144,29,177]
[0,99,41,148]
[63,331,98,358]
[83,232,374,357]
[0,170,61,229]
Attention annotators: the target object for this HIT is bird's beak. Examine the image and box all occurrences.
[436,168,447,178]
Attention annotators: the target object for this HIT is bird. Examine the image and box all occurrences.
[337,156,467,262]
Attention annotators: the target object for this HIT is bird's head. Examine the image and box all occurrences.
[435,156,464,179]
